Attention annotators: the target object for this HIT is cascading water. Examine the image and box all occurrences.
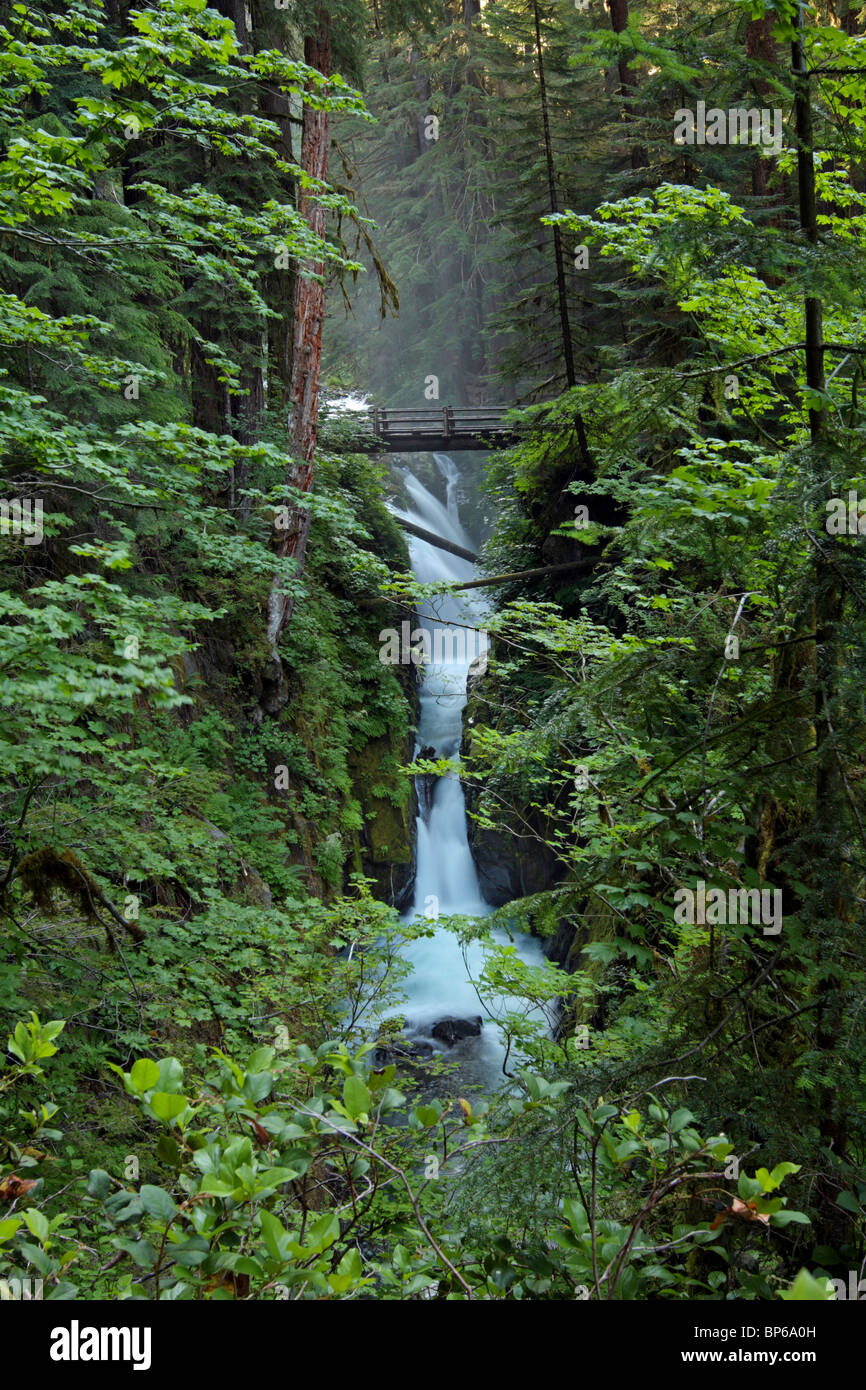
[393,454,551,1090]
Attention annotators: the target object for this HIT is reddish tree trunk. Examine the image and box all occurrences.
[606,0,643,167]
[264,10,331,674]
[607,0,637,94]
[746,14,777,197]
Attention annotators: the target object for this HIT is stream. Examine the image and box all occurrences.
[393,454,551,1092]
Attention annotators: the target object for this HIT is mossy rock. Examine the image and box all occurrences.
[348,733,417,909]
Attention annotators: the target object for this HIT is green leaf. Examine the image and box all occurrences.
[170,1237,209,1268]
[669,1107,694,1133]
[756,1161,800,1192]
[307,1211,339,1253]
[23,1209,50,1243]
[563,1198,588,1235]
[86,1168,112,1200]
[780,1269,835,1301]
[243,1071,274,1103]
[156,1058,184,1093]
[769,1161,800,1186]
[104,1190,143,1222]
[811,1245,840,1265]
[199,1176,236,1198]
[112,1237,157,1269]
[329,1246,364,1292]
[0,1217,23,1244]
[18,1242,52,1275]
[140,1185,178,1223]
[148,1092,188,1123]
[737,1172,763,1201]
[337,1247,362,1278]
[256,1166,302,1189]
[592,1104,618,1123]
[343,1074,370,1121]
[129,1058,160,1094]
[836,1191,860,1215]
[156,1135,181,1167]
[260,1209,290,1262]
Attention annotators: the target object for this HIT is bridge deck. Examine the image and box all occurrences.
[358,406,518,452]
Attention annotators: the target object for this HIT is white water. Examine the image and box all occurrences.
[397,455,550,1087]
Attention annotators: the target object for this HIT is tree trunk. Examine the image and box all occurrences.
[607,0,637,94]
[793,5,845,1153]
[260,9,331,714]
[745,14,777,198]
[607,0,643,167]
[792,10,824,438]
[531,0,575,389]
[409,52,431,157]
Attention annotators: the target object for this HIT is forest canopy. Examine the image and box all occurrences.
[0,0,864,1329]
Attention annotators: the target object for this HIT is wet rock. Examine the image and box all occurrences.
[373,1036,436,1092]
[374,1036,434,1068]
[465,669,581,969]
[462,673,562,907]
[467,653,488,684]
[431,1016,483,1046]
[415,744,438,822]
[350,729,418,911]
[464,818,560,907]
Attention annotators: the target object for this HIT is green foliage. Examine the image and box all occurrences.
[0,1011,812,1299]
[2,0,866,1306]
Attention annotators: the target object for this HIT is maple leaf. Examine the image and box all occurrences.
[249,1119,270,1147]
[732,1196,770,1225]
[710,1197,771,1230]
[0,1174,39,1202]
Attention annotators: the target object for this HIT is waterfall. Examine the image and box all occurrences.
[396,455,550,1087]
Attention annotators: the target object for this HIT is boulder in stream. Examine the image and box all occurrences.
[431,1016,483,1046]
[415,744,438,822]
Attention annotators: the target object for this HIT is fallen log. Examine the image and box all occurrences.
[357,557,600,608]
[392,515,478,563]
[441,557,598,591]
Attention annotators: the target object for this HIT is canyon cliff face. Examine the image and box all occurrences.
[460,654,621,1021]
[461,662,563,908]
[350,727,418,911]
[463,811,561,907]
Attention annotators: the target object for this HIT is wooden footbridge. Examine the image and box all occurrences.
[362,405,518,453]
[330,399,599,587]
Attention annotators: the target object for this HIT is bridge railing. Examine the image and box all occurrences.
[370,406,511,438]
